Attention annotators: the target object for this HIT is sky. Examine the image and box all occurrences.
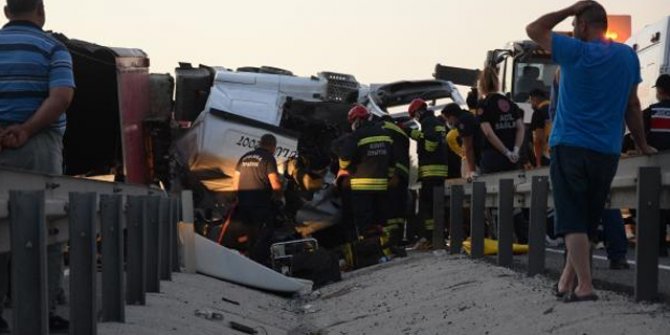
[2,0,668,84]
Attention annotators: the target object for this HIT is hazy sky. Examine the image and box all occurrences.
[2,0,667,84]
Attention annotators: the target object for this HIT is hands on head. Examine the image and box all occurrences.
[569,0,597,16]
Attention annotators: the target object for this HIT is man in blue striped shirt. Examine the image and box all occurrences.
[0,0,74,333]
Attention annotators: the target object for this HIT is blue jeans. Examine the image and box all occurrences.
[602,209,627,261]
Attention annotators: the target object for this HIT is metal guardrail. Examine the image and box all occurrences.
[437,152,670,302]
[0,168,184,335]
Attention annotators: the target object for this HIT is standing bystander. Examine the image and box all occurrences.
[0,0,75,332]
[526,0,656,302]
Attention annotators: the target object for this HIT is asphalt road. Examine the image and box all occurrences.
[484,245,670,303]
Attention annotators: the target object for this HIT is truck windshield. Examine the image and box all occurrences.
[512,60,559,102]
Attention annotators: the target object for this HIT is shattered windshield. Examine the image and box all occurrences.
[512,60,559,102]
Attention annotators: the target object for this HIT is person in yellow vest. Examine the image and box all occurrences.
[528,89,552,167]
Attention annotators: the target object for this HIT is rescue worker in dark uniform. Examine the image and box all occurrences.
[381,115,410,257]
[232,134,283,265]
[339,105,395,243]
[441,103,482,181]
[643,74,670,256]
[408,98,448,249]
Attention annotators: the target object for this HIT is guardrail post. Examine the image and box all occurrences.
[449,185,464,254]
[145,196,161,293]
[159,197,172,280]
[498,179,514,267]
[126,196,147,305]
[69,192,98,335]
[180,191,196,273]
[9,191,48,335]
[171,196,181,272]
[528,176,549,276]
[635,166,661,302]
[470,182,486,259]
[100,194,125,322]
[432,185,446,250]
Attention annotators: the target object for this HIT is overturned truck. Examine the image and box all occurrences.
[55,33,467,279]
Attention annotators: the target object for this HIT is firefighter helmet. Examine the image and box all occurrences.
[408,98,427,118]
[347,105,370,124]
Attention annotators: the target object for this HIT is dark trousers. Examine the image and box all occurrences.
[237,205,275,266]
[419,178,445,239]
[601,209,627,261]
[385,177,409,246]
[661,210,669,253]
[351,191,388,238]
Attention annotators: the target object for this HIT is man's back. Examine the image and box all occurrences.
[236,148,278,207]
[550,33,641,154]
[0,21,73,131]
[342,122,394,191]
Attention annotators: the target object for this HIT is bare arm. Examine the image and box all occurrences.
[533,128,546,167]
[514,119,525,152]
[526,1,594,52]
[462,136,476,175]
[0,87,74,149]
[268,172,283,198]
[625,86,656,154]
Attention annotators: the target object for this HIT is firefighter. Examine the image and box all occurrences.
[381,115,410,257]
[408,98,448,249]
[338,105,395,251]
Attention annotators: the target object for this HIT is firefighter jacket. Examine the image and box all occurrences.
[339,122,395,192]
[382,120,410,180]
[410,111,448,180]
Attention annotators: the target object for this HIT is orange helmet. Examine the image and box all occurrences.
[347,105,370,124]
[408,98,427,118]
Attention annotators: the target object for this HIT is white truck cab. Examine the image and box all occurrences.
[486,41,559,124]
[626,16,670,109]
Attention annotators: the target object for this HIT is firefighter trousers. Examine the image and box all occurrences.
[418,178,446,239]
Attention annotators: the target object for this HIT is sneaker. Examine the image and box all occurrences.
[49,314,69,333]
[409,238,432,251]
[0,317,9,334]
[609,259,631,270]
[545,236,564,248]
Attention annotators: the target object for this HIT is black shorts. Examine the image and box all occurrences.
[550,145,618,238]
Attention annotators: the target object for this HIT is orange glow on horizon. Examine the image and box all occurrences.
[605,31,619,41]
[606,15,632,43]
